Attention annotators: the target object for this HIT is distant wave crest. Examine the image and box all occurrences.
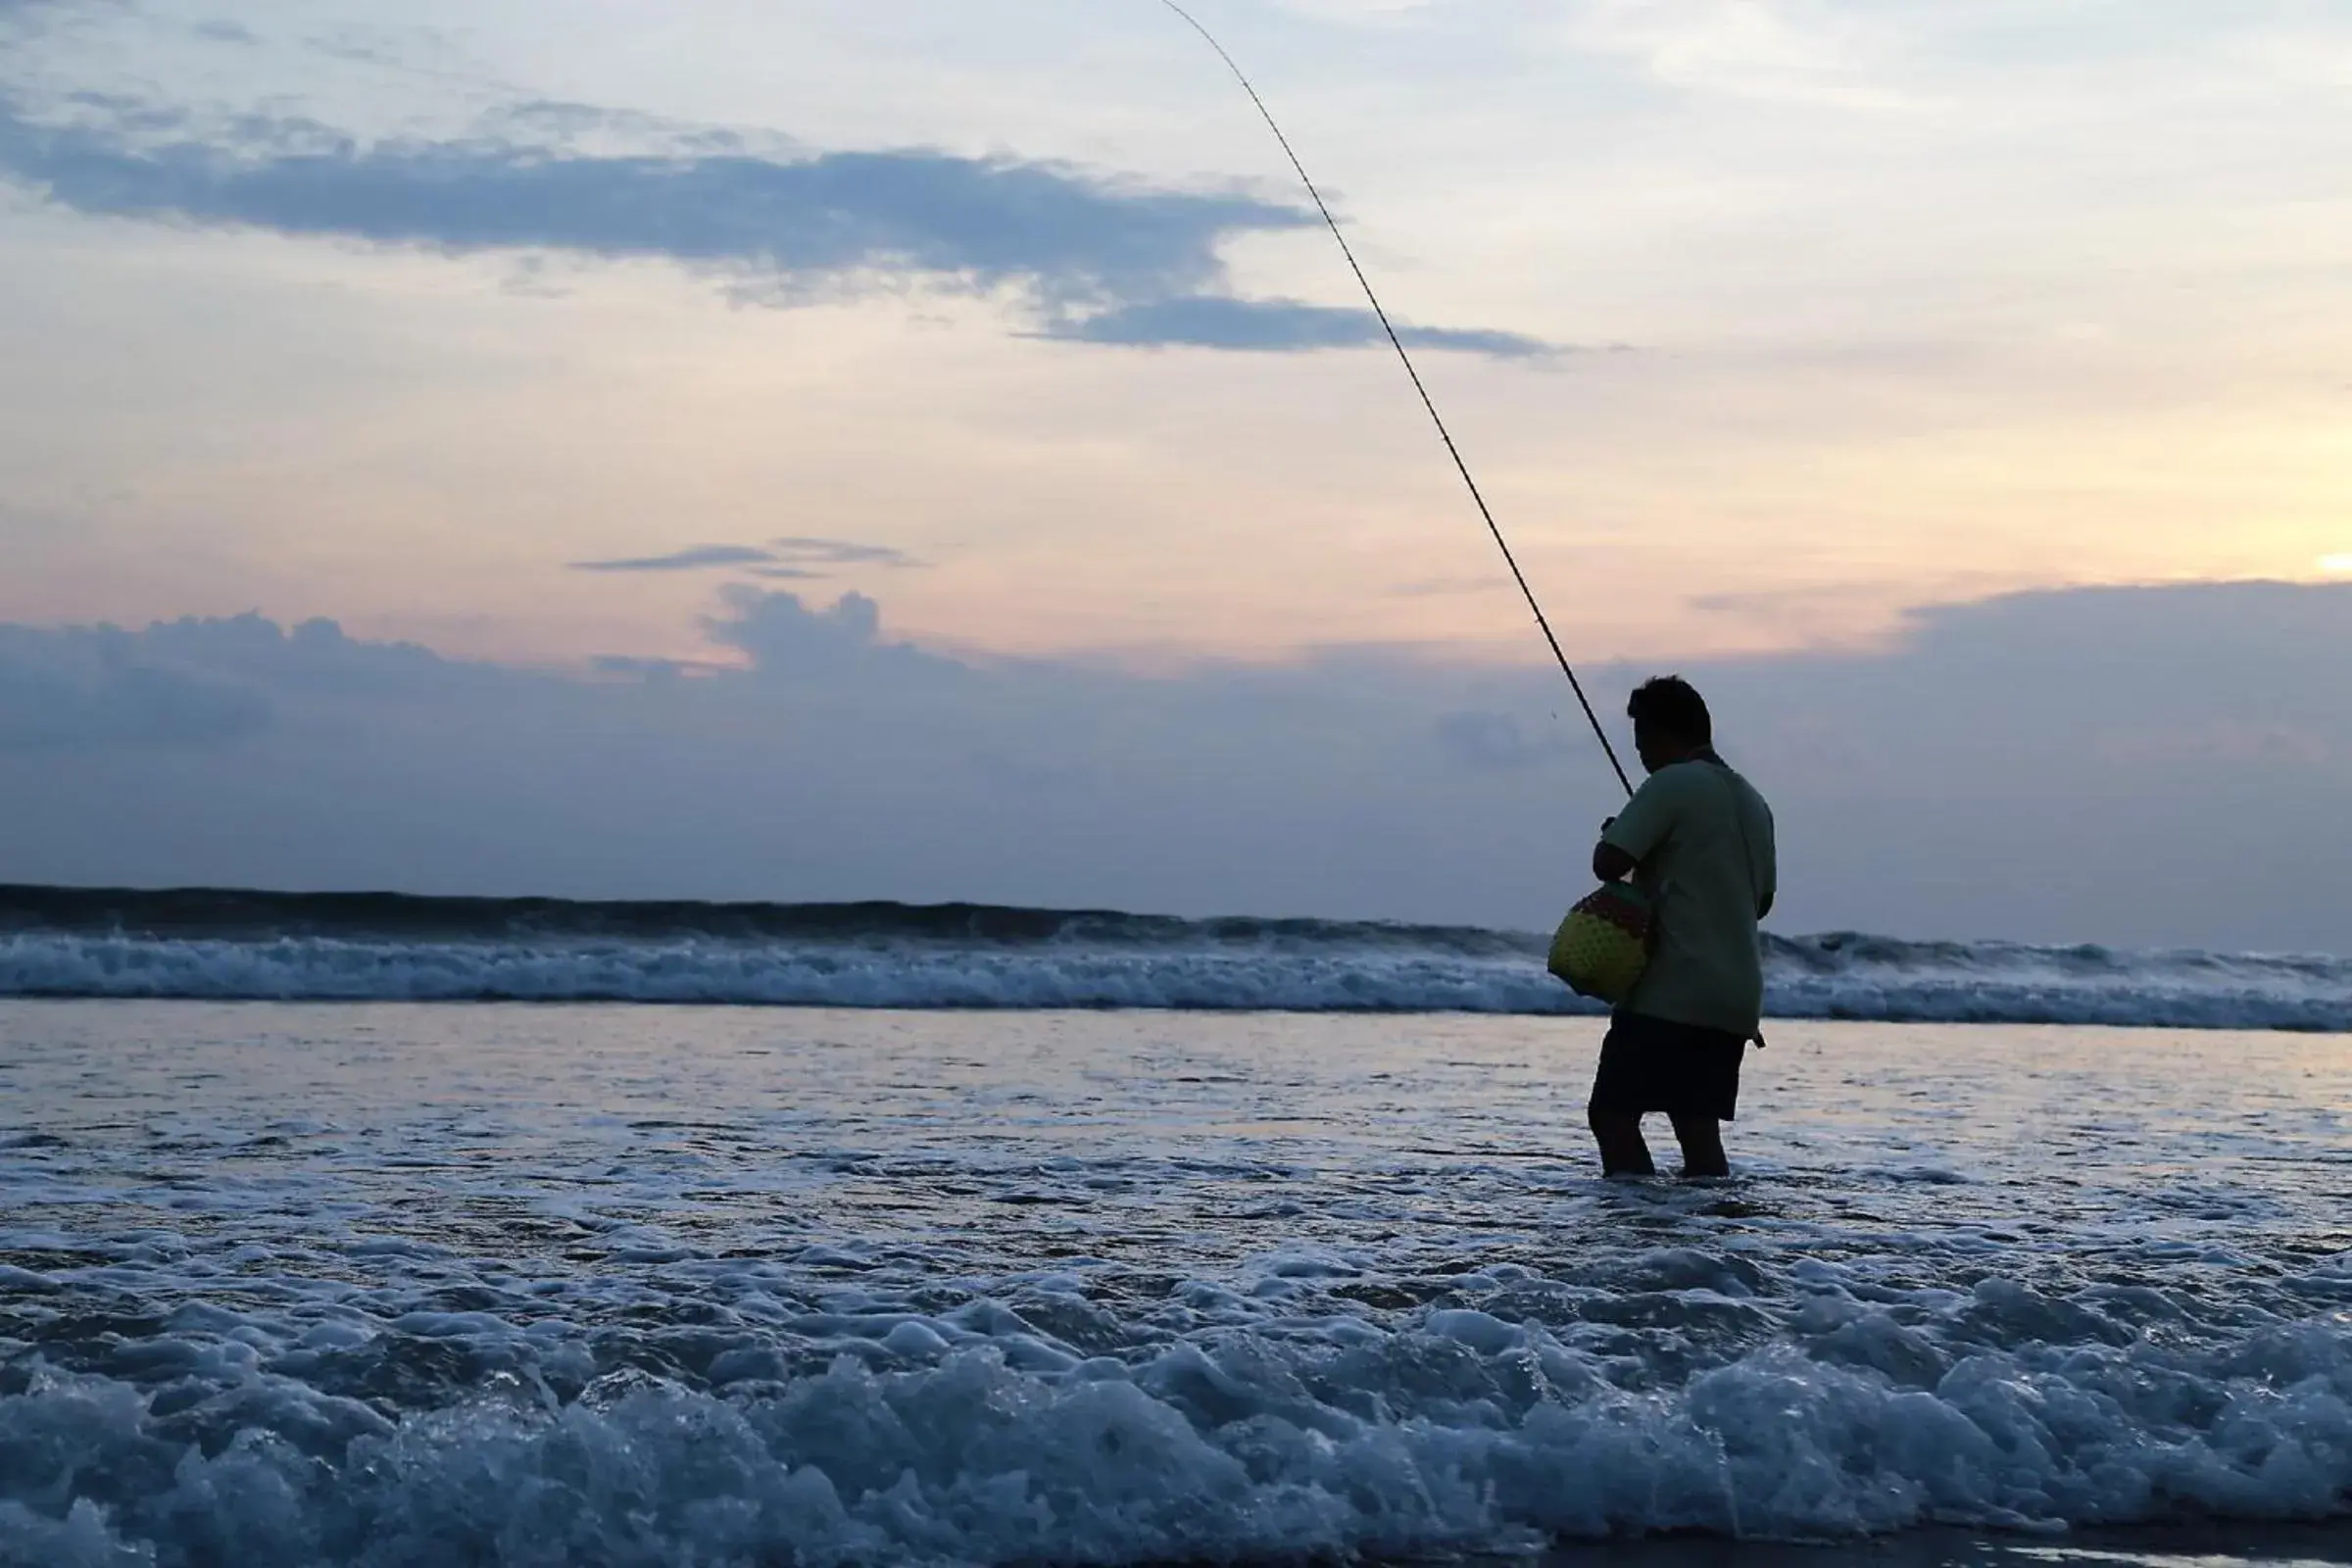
[0,886,2344,1030]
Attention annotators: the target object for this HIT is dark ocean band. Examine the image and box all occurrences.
[0,884,2343,1030]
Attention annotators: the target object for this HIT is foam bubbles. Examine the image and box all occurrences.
[5,1004,2351,1563]
[4,1312,2350,1566]
[0,925,2344,1029]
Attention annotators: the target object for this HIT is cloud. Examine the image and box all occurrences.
[139,612,466,698]
[1565,0,1923,111]
[0,94,1283,306]
[702,586,878,666]
[588,656,727,682]
[0,0,91,43]
[0,582,2343,953]
[0,92,1549,358]
[697,587,959,682]
[571,545,781,574]
[568,538,925,577]
[769,537,924,569]
[0,621,270,750]
[1039,297,1562,358]
[0,0,78,23]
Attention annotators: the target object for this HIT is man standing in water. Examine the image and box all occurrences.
[1588,677,1776,1179]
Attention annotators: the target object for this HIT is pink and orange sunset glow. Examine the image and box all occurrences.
[1,0,2346,947]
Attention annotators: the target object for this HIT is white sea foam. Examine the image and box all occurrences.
[0,927,2345,1029]
[2,1287,2348,1567]
[4,1004,2349,1565]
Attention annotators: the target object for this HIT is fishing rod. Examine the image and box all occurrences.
[1156,0,1635,799]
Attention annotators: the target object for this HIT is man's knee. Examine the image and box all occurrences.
[1589,1106,1638,1139]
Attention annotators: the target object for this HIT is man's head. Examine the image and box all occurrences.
[1627,676,1712,774]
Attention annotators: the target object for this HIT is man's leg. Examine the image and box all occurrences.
[1588,1109,1656,1177]
[1667,1114,1728,1179]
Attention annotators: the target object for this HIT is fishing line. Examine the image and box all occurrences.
[1156,0,1634,798]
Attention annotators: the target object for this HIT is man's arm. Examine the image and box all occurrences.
[1593,774,1676,883]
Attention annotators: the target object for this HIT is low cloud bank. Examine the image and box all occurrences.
[0,581,2343,954]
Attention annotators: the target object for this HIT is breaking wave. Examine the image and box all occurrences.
[8,1297,2352,1568]
[0,884,2344,1030]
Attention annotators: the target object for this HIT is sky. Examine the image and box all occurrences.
[1,0,2347,950]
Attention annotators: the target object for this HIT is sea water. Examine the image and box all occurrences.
[3,889,2347,1029]
[2,1001,2348,1566]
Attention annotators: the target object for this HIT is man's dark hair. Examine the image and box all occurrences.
[1628,676,1711,743]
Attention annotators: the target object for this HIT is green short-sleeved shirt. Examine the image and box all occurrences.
[1600,758,1777,1037]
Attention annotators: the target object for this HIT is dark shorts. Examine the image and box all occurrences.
[1589,1011,1748,1122]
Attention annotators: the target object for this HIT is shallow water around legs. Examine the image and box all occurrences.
[2,1004,2348,1566]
